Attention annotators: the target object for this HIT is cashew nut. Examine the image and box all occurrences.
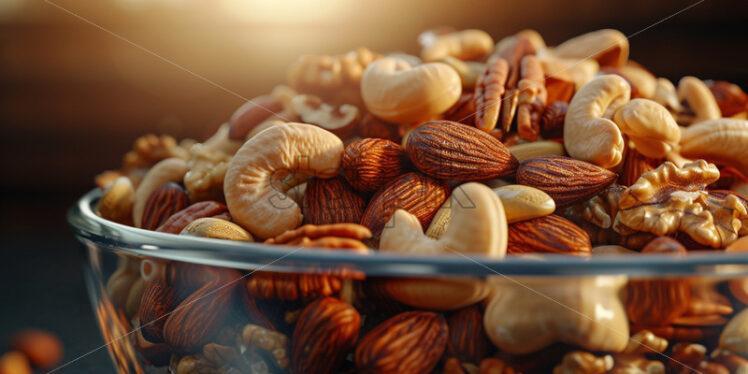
[132,157,189,227]
[615,62,657,99]
[719,308,748,356]
[96,176,134,226]
[484,275,629,354]
[493,185,555,223]
[553,29,629,67]
[536,49,600,91]
[361,57,461,124]
[678,76,721,123]
[652,77,682,113]
[679,118,748,175]
[421,29,494,62]
[564,74,630,168]
[612,98,681,158]
[224,123,343,239]
[379,182,507,257]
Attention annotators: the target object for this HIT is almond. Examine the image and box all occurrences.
[292,297,360,374]
[540,101,568,139]
[446,305,490,364]
[706,80,748,117]
[405,120,518,181]
[155,200,229,234]
[354,311,448,374]
[141,182,189,230]
[516,156,617,207]
[507,214,592,255]
[360,172,450,241]
[228,95,283,140]
[139,278,181,343]
[619,148,661,187]
[342,138,409,192]
[162,264,243,353]
[359,113,402,143]
[303,176,366,225]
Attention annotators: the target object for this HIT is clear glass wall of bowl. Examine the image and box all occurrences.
[70,190,748,374]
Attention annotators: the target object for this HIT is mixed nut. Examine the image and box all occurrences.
[90,27,748,373]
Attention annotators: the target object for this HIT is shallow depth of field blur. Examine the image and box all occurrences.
[0,0,747,372]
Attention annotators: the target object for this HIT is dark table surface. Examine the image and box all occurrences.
[1,192,113,373]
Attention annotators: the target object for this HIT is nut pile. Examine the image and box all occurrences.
[92,27,748,373]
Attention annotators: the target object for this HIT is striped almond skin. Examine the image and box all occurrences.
[360,172,450,241]
[141,182,189,230]
[139,278,182,343]
[625,279,691,326]
[405,121,518,181]
[303,176,366,225]
[516,156,617,207]
[507,214,591,255]
[355,311,448,374]
[162,266,242,353]
[155,200,229,234]
[292,297,361,374]
[343,138,410,192]
[446,305,490,364]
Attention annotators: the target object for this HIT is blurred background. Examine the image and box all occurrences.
[1,0,747,371]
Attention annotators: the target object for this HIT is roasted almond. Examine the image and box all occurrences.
[139,278,182,343]
[507,214,592,255]
[359,113,402,143]
[303,176,366,225]
[228,95,284,140]
[706,80,748,117]
[446,305,490,364]
[342,138,409,192]
[354,311,448,374]
[155,200,229,234]
[360,172,450,241]
[516,156,617,207]
[619,148,661,187]
[405,120,518,181]
[291,297,360,374]
[540,101,568,139]
[141,182,189,230]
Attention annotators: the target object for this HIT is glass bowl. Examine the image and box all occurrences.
[69,189,748,373]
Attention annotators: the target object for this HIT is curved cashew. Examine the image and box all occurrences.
[203,123,243,155]
[379,182,507,257]
[612,99,681,158]
[553,29,629,67]
[224,123,343,239]
[678,76,721,123]
[132,157,189,227]
[421,29,494,62]
[361,57,461,124]
[616,62,656,99]
[652,77,682,113]
[564,74,630,168]
[484,275,629,354]
[383,277,489,311]
[536,49,599,91]
[679,118,748,175]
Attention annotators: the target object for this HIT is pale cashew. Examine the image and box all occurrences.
[720,308,748,356]
[132,157,189,227]
[508,141,566,162]
[678,76,721,123]
[379,182,507,257]
[493,185,555,223]
[612,99,681,158]
[553,29,629,67]
[536,49,599,90]
[679,118,748,175]
[180,217,254,242]
[484,275,629,354]
[421,29,494,62]
[361,57,462,124]
[203,123,243,155]
[652,77,682,113]
[616,62,656,99]
[564,74,630,168]
[438,56,483,90]
[224,123,343,239]
[380,182,505,310]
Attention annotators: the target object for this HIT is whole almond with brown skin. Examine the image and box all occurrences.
[405,121,518,181]
[507,214,592,255]
[354,311,448,374]
[516,156,617,207]
[619,149,661,187]
[139,277,182,343]
[359,113,402,143]
[303,176,366,225]
[141,182,189,230]
[447,305,490,364]
[361,172,450,241]
[10,330,63,369]
[706,80,748,117]
[292,297,360,374]
[343,138,409,192]
[163,264,242,353]
[156,200,229,234]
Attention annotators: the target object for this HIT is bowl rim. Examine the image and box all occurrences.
[68,189,748,277]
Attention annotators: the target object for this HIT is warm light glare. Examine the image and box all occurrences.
[219,0,347,23]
